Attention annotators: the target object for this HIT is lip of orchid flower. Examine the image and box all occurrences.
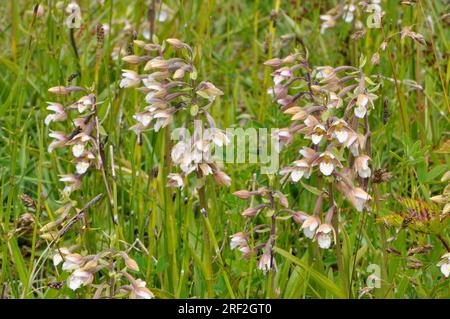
[355,155,372,178]
[354,94,369,118]
[315,66,335,80]
[70,94,95,113]
[437,253,450,278]
[271,67,293,85]
[258,252,273,274]
[45,102,67,126]
[67,269,94,291]
[230,232,248,250]
[345,132,367,156]
[329,119,353,144]
[354,92,377,119]
[336,181,372,212]
[133,112,153,127]
[48,131,69,153]
[310,124,327,145]
[52,247,71,266]
[131,279,154,299]
[74,160,90,175]
[301,215,321,239]
[351,187,372,212]
[312,151,343,176]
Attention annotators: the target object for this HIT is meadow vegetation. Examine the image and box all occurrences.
[0,0,449,299]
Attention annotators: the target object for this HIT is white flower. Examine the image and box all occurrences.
[62,253,84,271]
[258,252,272,274]
[210,130,230,147]
[72,143,85,157]
[315,224,334,249]
[440,263,450,278]
[134,112,153,127]
[313,152,342,176]
[52,248,70,266]
[230,232,247,250]
[119,70,141,88]
[354,94,370,118]
[351,187,371,212]
[74,95,94,113]
[132,279,154,299]
[342,4,356,23]
[67,269,93,290]
[272,67,292,84]
[167,173,184,188]
[45,103,67,126]
[48,131,69,153]
[437,253,450,278]
[320,15,336,33]
[327,92,343,109]
[311,124,327,145]
[355,155,371,178]
[329,119,352,144]
[75,161,90,175]
[301,215,320,239]
[291,160,311,181]
[65,2,82,29]
[239,245,252,259]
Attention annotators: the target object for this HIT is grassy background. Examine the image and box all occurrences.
[0,0,449,298]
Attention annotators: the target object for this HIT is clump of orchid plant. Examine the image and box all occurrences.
[120,37,231,189]
[46,85,102,196]
[264,51,379,252]
[231,185,290,273]
[51,247,153,299]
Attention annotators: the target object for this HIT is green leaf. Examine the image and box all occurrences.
[275,247,347,299]
[300,181,322,196]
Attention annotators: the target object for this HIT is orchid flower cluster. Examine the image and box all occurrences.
[264,53,379,250]
[230,186,290,273]
[120,38,231,188]
[320,0,383,34]
[46,85,102,196]
[51,247,154,299]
